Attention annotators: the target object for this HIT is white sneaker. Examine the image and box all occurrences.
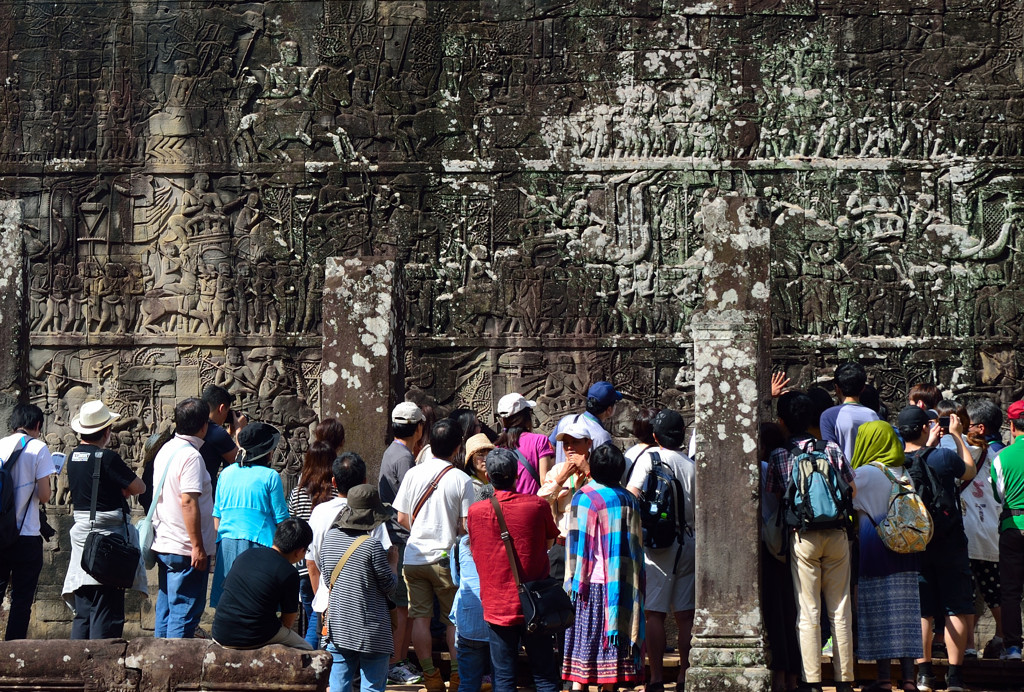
[388,661,423,684]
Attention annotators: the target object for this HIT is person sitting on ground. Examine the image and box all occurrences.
[820,362,879,463]
[211,517,314,650]
[899,405,975,692]
[319,485,399,692]
[210,422,289,608]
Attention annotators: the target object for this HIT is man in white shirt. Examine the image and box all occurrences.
[305,451,392,625]
[151,398,215,638]
[0,404,56,640]
[393,419,474,692]
[625,409,696,690]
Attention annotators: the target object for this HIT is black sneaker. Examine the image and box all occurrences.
[795,684,823,692]
[836,683,856,692]
[917,673,936,692]
[946,673,966,692]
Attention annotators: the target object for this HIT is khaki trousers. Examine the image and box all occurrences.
[789,529,854,684]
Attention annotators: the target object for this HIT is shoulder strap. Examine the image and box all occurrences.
[328,534,370,590]
[625,444,652,481]
[89,451,103,524]
[488,496,522,589]
[146,442,187,523]
[869,461,899,485]
[514,449,540,485]
[411,464,455,525]
[5,436,32,531]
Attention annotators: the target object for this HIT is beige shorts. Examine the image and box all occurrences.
[645,542,696,613]
[403,561,457,624]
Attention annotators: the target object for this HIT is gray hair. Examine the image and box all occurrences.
[966,398,1002,434]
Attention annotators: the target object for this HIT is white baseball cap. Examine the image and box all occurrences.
[496,393,536,418]
[391,401,425,425]
[555,421,593,442]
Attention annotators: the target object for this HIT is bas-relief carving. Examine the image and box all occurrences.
[1,0,1023,513]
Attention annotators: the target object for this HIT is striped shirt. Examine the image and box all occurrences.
[288,485,337,576]
[317,528,396,655]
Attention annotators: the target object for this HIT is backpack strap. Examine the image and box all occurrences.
[488,496,523,590]
[411,464,455,525]
[328,534,370,590]
[625,444,652,482]
[514,449,540,486]
[2,436,31,533]
[88,451,103,527]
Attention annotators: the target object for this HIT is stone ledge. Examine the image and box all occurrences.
[0,638,330,692]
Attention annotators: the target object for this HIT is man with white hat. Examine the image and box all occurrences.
[151,397,215,638]
[62,400,146,639]
[377,401,426,684]
[549,380,621,466]
[538,421,593,581]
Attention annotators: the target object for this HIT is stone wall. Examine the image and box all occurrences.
[0,0,1022,636]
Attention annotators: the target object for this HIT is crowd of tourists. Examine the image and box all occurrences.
[0,369,1021,692]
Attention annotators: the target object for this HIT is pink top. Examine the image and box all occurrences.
[512,431,555,495]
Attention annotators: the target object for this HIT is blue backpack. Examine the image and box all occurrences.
[783,440,852,532]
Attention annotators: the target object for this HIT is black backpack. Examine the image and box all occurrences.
[0,437,29,549]
[905,448,960,536]
[636,451,691,550]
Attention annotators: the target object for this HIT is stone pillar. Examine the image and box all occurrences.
[688,195,772,692]
[0,200,26,427]
[321,257,403,483]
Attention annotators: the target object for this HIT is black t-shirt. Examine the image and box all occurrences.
[200,421,236,491]
[67,444,137,513]
[211,546,299,647]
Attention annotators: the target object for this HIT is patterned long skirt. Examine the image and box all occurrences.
[562,584,642,685]
[856,571,923,661]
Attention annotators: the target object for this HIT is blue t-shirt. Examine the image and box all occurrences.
[917,446,967,502]
[820,403,879,463]
[212,463,289,546]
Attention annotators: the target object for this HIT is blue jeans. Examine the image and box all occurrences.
[326,643,389,692]
[299,574,319,648]
[155,552,210,638]
[456,636,490,692]
[488,623,560,692]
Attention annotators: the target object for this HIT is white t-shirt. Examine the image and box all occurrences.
[392,457,473,566]
[306,495,392,612]
[625,447,696,534]
[0,433,55,536]
[152,435,217,557]
[962,448,1000,562]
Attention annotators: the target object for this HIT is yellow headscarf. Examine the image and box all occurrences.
[850,420,906,469]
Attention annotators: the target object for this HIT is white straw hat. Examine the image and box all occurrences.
[71,400,121,435]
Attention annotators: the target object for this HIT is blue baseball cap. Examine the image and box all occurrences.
[587,381,623,408]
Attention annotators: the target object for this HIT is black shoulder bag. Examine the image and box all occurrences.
[488,496,574,635]
[81,451,140,589]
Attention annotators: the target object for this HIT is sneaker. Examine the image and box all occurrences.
[964,648,978,659]
[916,673,936,692]
[795,684,822,692]
[821,636,833,657]
[946,672,966,692]
[448,670,460,692]
[389,662,423,684]
[1003,645,1023,660]
[983,636,1004,659]
[836,683,855,692]
[421,669,445,692]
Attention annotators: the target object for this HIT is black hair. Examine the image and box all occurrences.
[314,418,346,450]
[430,418,464,460]
[80,428,109,444]
[1012,418,1024,434]
[631,407,660,446]
[175,398,210,436]
[201,384,233,412]
[274,517,313,554]
[935,399,960,418]
[908,383,941,410]
[898,423,928,443]
[9,403,44,432]
[759,422,787,463]
[332,452,367,494]
[495,408,532,452]
[860,383,881,413]
[392,421,421,439]
[833,363,867,398]
[449,408,482,443]
[966,398,1002,434]
[589,444,625,486]
[777,391,815,436]
[806,387,834,422]
[585,396,612,417]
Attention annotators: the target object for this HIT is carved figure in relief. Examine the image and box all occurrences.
[181,174,227,233]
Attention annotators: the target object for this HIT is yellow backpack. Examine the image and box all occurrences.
[869,462,933,554]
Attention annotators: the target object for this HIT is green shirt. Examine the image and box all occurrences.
[991,434,1024,532]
